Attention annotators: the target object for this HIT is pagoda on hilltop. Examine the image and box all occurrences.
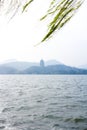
[40,59,45,67]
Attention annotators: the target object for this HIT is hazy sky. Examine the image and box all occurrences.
[0,0,87,67]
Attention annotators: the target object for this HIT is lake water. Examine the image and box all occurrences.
[0,75,87,130]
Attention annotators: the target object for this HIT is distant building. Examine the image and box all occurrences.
[40,59,45,67]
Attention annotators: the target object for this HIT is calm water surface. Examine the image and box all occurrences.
[0,75,87,130]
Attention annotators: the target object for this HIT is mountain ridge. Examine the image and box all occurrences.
[23,64,87,75]
[0,60,62,71]
[0,60,87,74]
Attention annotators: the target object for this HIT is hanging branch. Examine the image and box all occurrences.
[40,0,83,42]
[0,0,84,43]
[22,0,34,12]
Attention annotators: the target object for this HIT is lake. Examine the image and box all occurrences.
[0,75,87,130]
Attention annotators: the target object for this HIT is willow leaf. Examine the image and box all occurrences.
[41,0,83,42]
[22,0,34,12]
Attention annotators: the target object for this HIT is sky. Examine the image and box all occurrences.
[0,0,87,67]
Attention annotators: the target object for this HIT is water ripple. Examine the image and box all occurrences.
[0,75,87,130]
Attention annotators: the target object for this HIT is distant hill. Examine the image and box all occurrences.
[0,61,39,71]
[0,60,87,74]
[0,66,18,74]
[0,60,62,71]
[23,64,87,75]
[78,64,87,70]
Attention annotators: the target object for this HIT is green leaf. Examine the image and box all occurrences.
[22,0,34,12]
[41,0,83,42]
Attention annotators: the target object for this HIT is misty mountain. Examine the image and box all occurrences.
[0,66,18,74]
[0,60,62,71]
[23,64,87,74]
[0,59,17,64]
[0,61,39,71]
[0,60,87,74]
[78,64,87,70]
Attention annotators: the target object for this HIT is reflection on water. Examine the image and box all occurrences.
[0,75,87,130]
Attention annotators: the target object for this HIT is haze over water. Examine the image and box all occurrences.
[0,75,87,130]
